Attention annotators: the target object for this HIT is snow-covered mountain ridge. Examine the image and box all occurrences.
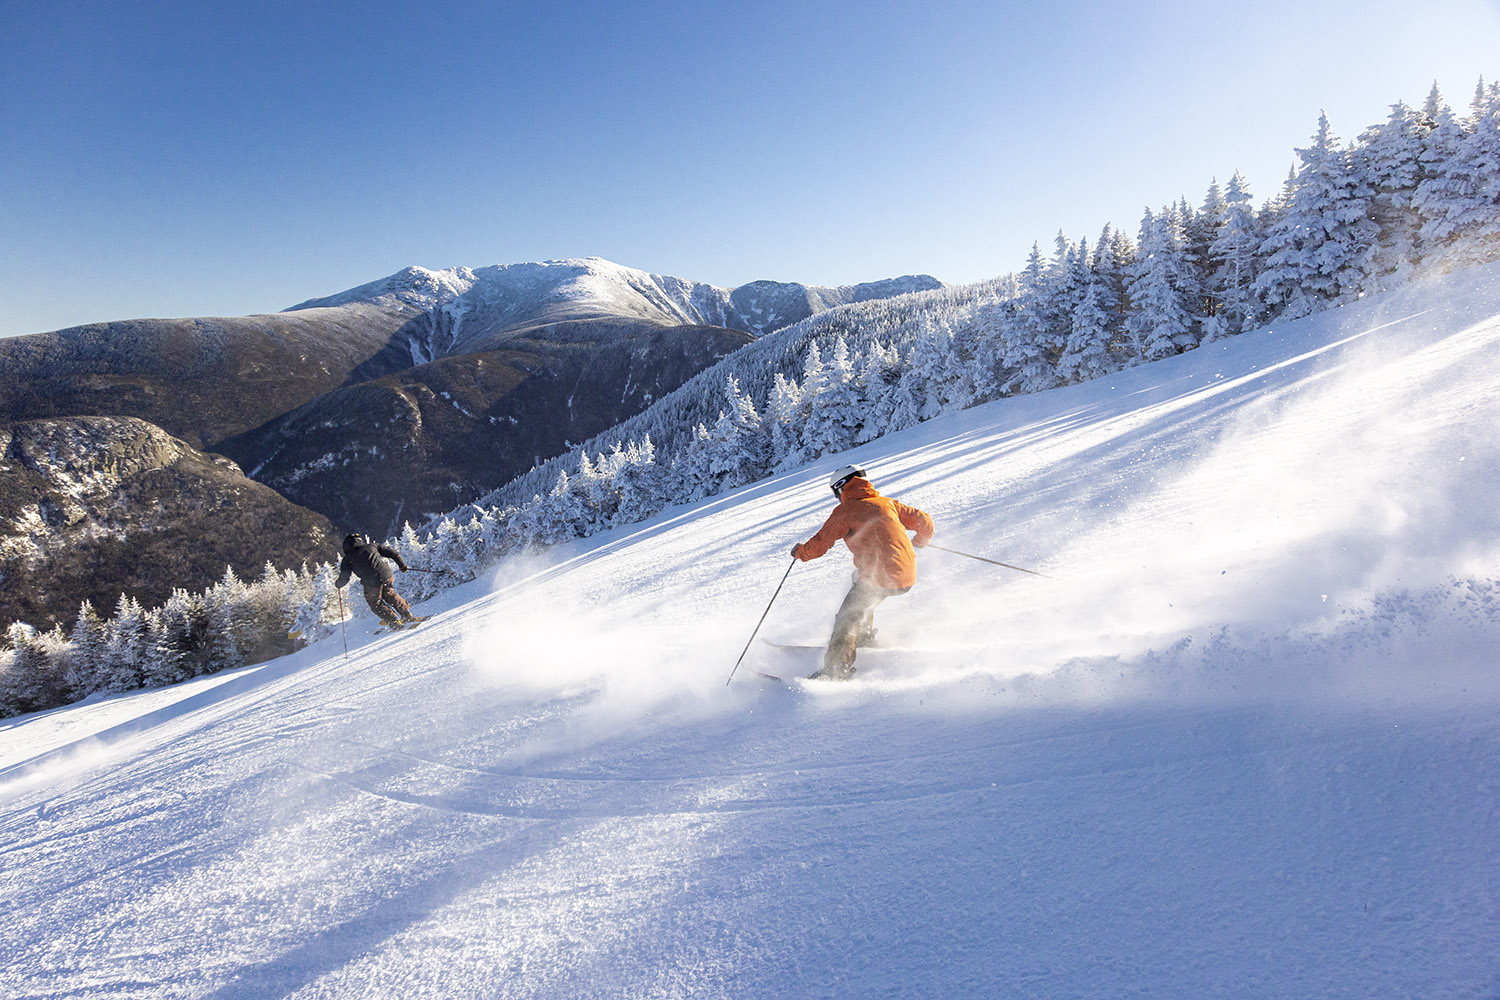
[288,257,944,357]
[3,263,1497,997]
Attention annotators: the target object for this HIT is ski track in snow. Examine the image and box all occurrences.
[3,266,1500,997]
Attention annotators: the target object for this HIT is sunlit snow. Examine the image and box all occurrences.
[3,265,1498,998]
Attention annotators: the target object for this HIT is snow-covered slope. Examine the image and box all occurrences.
[288,257,944,355]
[3,266,1499,998]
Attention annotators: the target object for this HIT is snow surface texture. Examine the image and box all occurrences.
[3,267,1500,998]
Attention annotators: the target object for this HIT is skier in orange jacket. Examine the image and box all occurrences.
[791,465,934,679]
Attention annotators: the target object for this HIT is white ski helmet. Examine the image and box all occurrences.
[828,465,867,496]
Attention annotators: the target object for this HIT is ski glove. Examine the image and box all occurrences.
[790,542,803,558]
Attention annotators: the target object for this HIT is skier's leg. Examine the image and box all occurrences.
[363,582,403,625]
[379,582,413,621]
[822,581,885,678]
[857,585,908,647]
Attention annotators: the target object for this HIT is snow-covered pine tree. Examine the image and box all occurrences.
[1414,79,1500,269]
[502,493,547,553]
[671,423,717,503]
[885,343,928,433]
[909,315,959,418]
[766,372,804,472]
[146,588,208,686]
[854,342,898,443]
[612,436,669,526]
[1208,171,1262,336]
[203,567,251,671]
[707,374,771,490]
[1097,224,1135,362]
[802,336,865,458]
[291,564,338,646]
[399,522,429,569]
[0,622,69,717]
[1061,235,1115,383]
[1188,181,1229,340]
[234,564,299,665]
[999,243,1060,393]
[64,600,107,699]
[98,594,149,694]
[1256,112,1377,318]
[534,467,588,543]
[1358,99,1431,289]
[1187,180,1227,293]
[1126,204,1199,360]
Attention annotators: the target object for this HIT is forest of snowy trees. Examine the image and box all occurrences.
[4,81,1498,717]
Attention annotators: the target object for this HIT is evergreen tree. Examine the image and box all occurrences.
[1208,171,1263,336]
[1127,205,1198,360]
[802,336,864,458]
[854,343,896,442]
[98,594,149,694]
[1190,180,1228,338]
[1415,79,1500,267]
[203,567,250,670]
[766,372,805,471]
[292,565,338,647]
[999,243,1060,392]
[613,436,669,525]
[0,622,68,717]
[148,588,209,685]
[65,600,107,698]
[707,375,771,489]
[885,345,928,432]
[1256,112,1377,318]
[1062,236,1114,383]
[669,424,716,503]
[1358,100,1431,288]
[535,468,588,542]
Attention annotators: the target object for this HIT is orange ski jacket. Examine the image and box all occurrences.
[794,478,934,590]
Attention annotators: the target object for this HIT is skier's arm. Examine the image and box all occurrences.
[378,543,409,572]
[793,509,845,562]
[334,556,352,588]
[896,503,935,548]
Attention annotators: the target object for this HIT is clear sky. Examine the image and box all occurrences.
[2,0,1497,338]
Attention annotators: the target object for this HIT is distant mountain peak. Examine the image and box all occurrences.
[287,256,945,343]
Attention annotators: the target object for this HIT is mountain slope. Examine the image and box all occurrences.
[0,258,937,541]
[0,306,414,451]
[219,323,752,535]
[2,266,1497,997]
[0,416,335,630]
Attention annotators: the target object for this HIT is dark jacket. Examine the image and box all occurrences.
[336,537,408,589]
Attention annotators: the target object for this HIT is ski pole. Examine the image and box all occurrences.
[925,544,1059,580]
[726,558,797,687]
[337,587,349,659]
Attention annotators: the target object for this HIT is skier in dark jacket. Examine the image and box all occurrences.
[336,533,416,626]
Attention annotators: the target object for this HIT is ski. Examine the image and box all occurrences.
[746,668,803,684]
[372,615,430,635]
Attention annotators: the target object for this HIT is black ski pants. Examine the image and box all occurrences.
[363,580,412,625]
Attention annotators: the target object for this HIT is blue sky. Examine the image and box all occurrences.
[2,0,1497,337]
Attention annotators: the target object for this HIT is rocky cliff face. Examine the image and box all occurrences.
[0,416,334,631]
